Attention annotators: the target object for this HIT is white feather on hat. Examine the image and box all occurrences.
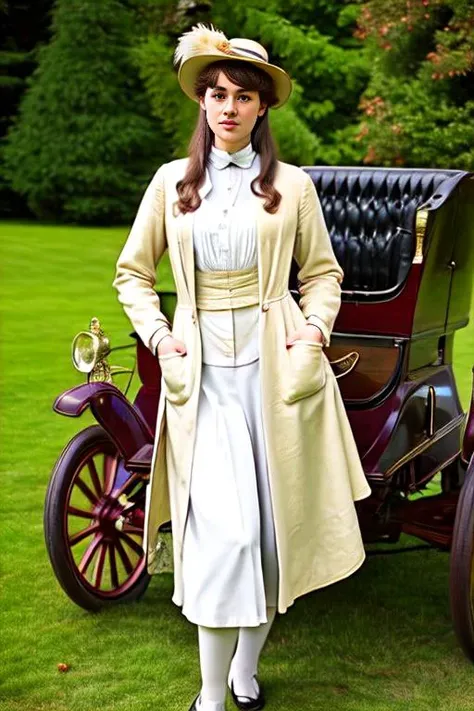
[173,23,232,68]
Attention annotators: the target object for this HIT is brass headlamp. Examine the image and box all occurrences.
[72,317,112,382]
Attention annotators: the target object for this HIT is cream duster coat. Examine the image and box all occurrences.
[113,156,372,615]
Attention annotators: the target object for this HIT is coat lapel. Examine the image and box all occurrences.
[175,169,212,306]
[255,163,286,303]
[176,211,195,306]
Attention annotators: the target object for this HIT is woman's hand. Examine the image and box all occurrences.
[157,334,187,357]
[286,323,324,348]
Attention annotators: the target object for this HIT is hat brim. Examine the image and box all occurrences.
[177,53,292,110]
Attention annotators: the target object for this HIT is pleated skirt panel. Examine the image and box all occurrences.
[180,359,279,628]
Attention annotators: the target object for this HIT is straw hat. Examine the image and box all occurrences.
[173,23,292,109]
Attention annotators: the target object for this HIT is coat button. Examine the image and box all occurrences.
[262,303,269,312]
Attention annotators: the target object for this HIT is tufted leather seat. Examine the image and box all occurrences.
[302,167,467,295]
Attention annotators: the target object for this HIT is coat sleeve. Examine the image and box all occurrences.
[293,171,344,346]
[112,165,172,354]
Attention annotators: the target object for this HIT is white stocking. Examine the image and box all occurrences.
[228,606,277,698]
[197,625,239,711]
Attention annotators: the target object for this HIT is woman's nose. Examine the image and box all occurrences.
[224,98,237,114]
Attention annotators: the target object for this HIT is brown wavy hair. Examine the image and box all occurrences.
[175,59,282,215]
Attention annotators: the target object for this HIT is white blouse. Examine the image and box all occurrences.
[193,141,261,367]
[193,141,259,272]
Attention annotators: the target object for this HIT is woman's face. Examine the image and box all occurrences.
[199,70,267,153]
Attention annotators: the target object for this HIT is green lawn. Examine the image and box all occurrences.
[1,221,474,711]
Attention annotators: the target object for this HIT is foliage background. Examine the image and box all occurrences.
[1,0,472,224]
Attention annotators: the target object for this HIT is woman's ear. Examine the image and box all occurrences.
[199,97,206,111]
[258,103,267,118]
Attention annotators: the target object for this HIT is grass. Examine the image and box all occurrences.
[1,220,474,711]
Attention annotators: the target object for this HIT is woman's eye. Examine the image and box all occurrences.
[211,93,251,101]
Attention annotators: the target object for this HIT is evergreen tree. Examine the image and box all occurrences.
[3,0,167,223]
[238,1,372,165]
[130,1,217,161]
[0,0,54,216]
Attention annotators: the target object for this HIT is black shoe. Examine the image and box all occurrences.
[229,676,265,711]
[188,693,201,711]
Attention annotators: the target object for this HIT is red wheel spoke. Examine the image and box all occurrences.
[69,521,100,546]
[87,458,103,498]
[119,531,144,557]
[67,505,94,520]
[114,537,134,575]
[92,541,108,588]
[78,532,104,574]
[103,454,118,495]
[109,542,119,588]
[75,476,99,505]
[122,523,144,537]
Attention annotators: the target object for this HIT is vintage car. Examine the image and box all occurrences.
[44,166,474,662]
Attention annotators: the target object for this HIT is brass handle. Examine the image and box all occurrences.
[328,351,360,379]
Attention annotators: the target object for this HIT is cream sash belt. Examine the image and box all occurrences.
[195,266,259,311]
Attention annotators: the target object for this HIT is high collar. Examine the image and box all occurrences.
[208,141,257,170]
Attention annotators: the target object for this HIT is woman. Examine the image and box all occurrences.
[113,24,371,711]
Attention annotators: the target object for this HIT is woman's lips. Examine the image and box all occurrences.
[221,123,238,130]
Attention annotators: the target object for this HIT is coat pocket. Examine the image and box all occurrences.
[281,340,327,404]
[158,352,191,406]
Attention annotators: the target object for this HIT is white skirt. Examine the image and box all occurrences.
[180,358,279,628]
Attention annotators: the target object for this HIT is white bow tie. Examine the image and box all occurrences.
[208,142,257,170]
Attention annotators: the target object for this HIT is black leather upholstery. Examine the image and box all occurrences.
[302,167,465,294]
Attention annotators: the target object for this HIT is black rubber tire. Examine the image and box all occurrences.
[44,425,150,611]
[450,454,474,662]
